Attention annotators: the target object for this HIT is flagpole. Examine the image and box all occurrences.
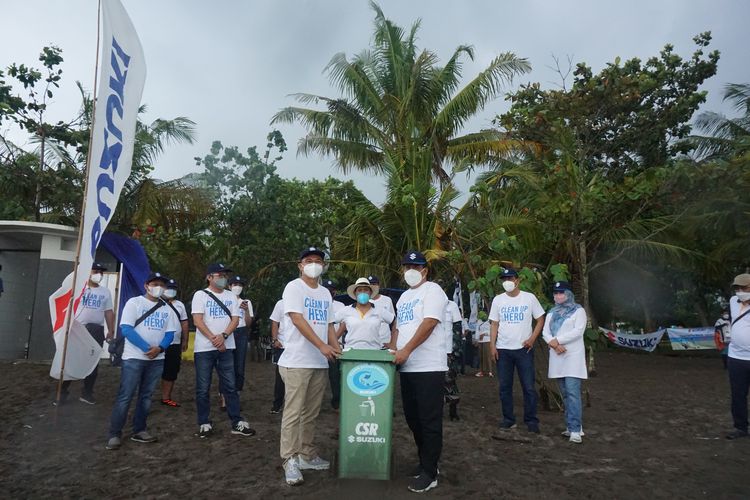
[55,0,103,406]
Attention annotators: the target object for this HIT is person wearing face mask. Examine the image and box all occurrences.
[228,275,254,400]
[338,277,394,350]
[489,268,545,434]
[278,247,341,486]
[393,250,449,493]
[191,263,255,439]
[105,272,179,450]
[59,262,116,405]
[542,281,587,444]
[714,308,731,369]
[160,279,189,407]
[726,273,750,440]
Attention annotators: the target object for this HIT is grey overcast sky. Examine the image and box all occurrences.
[2,0,749,204]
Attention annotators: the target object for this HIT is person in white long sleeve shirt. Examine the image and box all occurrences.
[542,281,587,443]
[339,277,394,350]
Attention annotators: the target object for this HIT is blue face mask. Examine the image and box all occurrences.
[356,292,371,305]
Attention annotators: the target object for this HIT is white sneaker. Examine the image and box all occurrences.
[284,457,304,485]
[562,429,585,437]
[569,431,583,443]
[198,423,213,438]
[298,455,330,470]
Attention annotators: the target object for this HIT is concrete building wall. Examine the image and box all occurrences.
[0,250,40,359]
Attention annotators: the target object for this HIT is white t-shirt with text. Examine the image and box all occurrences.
[372,294,396,344]
[396,281,448,372]
[488,291,545,350]
[191,289,241,353]
[279,278,334,369]
[76,285,113,326]
[120,296,180,361]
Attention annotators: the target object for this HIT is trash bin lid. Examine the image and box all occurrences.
[339,348,395,363]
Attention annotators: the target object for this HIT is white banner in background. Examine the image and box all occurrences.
[49,0,146,380]
[599,327,665,352]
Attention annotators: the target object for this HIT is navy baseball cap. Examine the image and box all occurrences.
[166,278,178,289]
[501,268,519,279]
[367,275,380,285]
[229,275,246,285]
[401,250,427,265]
[553,281,572,292]
[91,262,107,271]
[299,246,326,261]
[321,279,337,290]
[145,272,167,284]
[206,263,232,275]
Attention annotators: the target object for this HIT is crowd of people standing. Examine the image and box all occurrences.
[58,249,750,494]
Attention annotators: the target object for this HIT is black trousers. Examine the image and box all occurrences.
[400,371,445,479]
[728,356,750,432]
[328,359,341,409]
[272,348,285,410]
[61,323,105,398]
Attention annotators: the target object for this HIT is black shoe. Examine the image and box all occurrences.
[726,429,749,440]
[499,422,517,431]
[231,421,256,436]
[269,407,281,414]
[79,395,96,405]
[527,425,540,434]
[409,465,422,478]
[408,472,438,493]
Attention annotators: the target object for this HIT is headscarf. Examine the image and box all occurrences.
[548,289,582,337]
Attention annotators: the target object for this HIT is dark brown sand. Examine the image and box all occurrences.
[0,351,747,499]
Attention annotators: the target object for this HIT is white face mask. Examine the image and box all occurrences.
[163,289,177,299]
[90,273,103,284]
[502,280,516,293]
[303,263,323,279]
[231,285,243,296]
[404,269,424,287]
[148,286,164,299]
[737,291,750,302]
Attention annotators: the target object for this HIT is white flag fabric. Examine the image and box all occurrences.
[468,291,479,328]
[50,319,103,380]
[49,0,146,380]
[599,327,665,352]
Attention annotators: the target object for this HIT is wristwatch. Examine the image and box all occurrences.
[222,332,229,339]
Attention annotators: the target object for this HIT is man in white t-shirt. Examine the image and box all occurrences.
[727,273,750,440]
[62,262,116,405]
[367,275,396,347]
[191,263,255,438]
[269,298,287,414]
[322,278,346,410]
[489,268,546,433]
[160,278,189,407]
[105,272,179,450]
[279,247,340,486]
[394,250,448,494]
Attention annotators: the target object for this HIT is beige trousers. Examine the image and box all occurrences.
[279,367,328,462]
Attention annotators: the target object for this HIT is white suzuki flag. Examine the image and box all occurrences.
[50,0,146,380]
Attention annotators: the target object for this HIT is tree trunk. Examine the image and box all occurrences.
[35,127,45,222]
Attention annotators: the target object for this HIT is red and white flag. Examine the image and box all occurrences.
[50,0,146,380]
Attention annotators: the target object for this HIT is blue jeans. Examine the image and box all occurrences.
[232,327,248,391]
[558,377,583,432]
[496,348,538,428]
[195,349,242,426]
[108,358,164,438]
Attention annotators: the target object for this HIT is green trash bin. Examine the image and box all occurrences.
[338,348,396,480]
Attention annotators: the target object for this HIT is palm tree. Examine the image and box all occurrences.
[271,2,530,272]
[690,83,750,160]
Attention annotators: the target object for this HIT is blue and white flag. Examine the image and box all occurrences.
[50,0,146,380]
[599,327,666,352]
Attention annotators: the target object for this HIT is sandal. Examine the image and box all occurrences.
[161,399,181,407]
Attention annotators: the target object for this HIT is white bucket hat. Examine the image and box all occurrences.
[346,277,379,300]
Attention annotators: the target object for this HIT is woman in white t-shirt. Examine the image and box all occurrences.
[542,281,587,444]
[340,277,394,350]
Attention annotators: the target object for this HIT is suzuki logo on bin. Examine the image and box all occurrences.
[346,364,389,397]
